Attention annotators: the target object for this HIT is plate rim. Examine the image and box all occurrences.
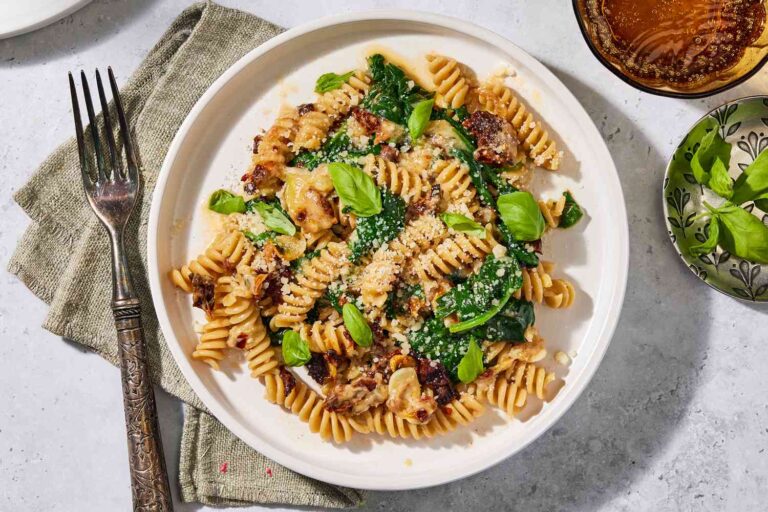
[662,94,768,303]
[148,9,630,490]
[0,0,93,40]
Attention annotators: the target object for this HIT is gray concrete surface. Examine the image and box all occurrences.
[1,1,767,510]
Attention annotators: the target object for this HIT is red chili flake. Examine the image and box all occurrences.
[240,173,249,182]
[236,332,249,349]
[442,406,453,416]
[265,467,273,477]
[219,461,229,474]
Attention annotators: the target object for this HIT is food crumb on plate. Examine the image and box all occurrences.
[555,350,571,366]
[404,458,413,467]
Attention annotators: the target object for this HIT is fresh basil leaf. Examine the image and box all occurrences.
[689,218,720,256]
[713,202,768,263]
[348,188,406,262]
[439,212,486,238]
[247,200,296,236]
[342,303,373,347]
[282,331,311,367]
[559,191,584,228]
[208,189,246,214]
[328,162,382,217]
[691,129,731,186]
[754,192,768,212]
[709,157,734,200]
[498,191,546,241]
[408,98,434,140]
[243,230,277,247]
[732,148,768,204]
[457,337,484,384]
[315,71,354,94]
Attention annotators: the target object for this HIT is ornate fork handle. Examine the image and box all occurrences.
[111,233,173,511]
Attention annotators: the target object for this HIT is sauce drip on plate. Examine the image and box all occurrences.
[583,0,766,89]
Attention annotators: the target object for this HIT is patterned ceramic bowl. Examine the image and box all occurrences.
[664,96,768,302]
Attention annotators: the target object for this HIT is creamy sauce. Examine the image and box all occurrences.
[582,0,766,89]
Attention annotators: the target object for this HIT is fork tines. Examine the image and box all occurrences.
[68,68,138,188]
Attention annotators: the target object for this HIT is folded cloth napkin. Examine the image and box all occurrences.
[8,1,365,508]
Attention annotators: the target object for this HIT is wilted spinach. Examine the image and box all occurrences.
[347,188,406,262]
[290,128,381,170]
[362,54,432,126]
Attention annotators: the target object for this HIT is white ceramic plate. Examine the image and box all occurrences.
[0,0,92,39]
[148,11,628,490]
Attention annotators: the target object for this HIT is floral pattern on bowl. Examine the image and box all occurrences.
[663,96,768,302]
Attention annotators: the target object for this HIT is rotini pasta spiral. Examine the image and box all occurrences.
[466,361,555,416]
[476,80,560,170]
[543,278,575,309]
[315,70,370,120]
[413,225,500,284]
[349,393,484,439]
[539,195,566,229]
[192,305,229,370]
[298,318,356,356]
[431,159,478,211]
[170,230,255,292]
[248,107,299,193]
[263,372,354,443]
[362,154,426,202]
[360,214,447,309]
[294,109,333,151]
[426,54,471,109]
[270,242,351,330]
[514,261,554,303]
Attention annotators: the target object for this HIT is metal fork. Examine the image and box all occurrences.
[69,69,173,511]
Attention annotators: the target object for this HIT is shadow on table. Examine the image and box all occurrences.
[362,69,712,512]
[0,0,155,67]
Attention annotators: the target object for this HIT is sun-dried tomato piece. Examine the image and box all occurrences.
[306,353,328,384]
[279,366,296,397]
[351,107,381,135]
[416,357,458,406]
[190,273,215,316]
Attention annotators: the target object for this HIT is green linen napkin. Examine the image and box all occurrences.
[7,1,364,508]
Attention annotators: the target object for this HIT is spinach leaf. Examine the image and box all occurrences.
[435,255,522,323]
[408,98,434,140]
[732,148,768,204]
[498,191,546,241]
[315,70,354,93]
[457,337,484,384]
[691,129,731,186]
[282,331,311,367]
[348,188,406,262]
[290,128,381,170]
[559,191,584,228]
[409,317,470,380]
[689,218,720,256]
[243,230,277,247]
[471,299,535,342]
[430,107,475,151]
[342,303,373,347]
[440,212,485,238]
[328,162,382,217]
[209,190,246,214]
[363,54,432,125]
[246,200,296,236]
[385,283,424,319]
[709,157,734,200]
